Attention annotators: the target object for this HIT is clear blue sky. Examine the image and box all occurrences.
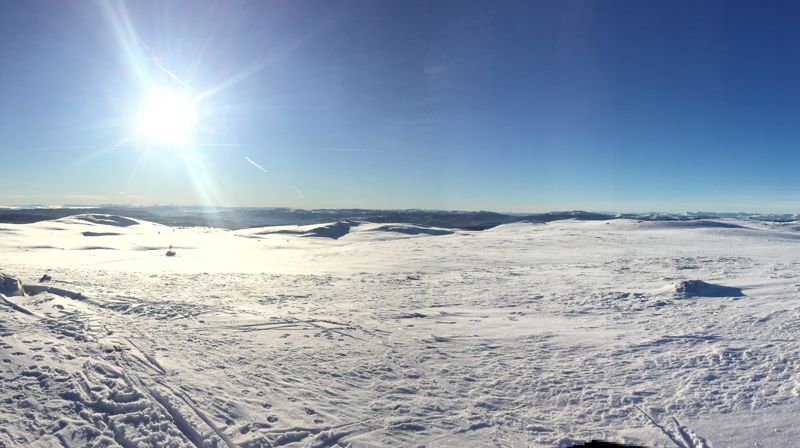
[2,0,800,212]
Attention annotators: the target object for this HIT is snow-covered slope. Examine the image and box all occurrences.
[1,215,799,447]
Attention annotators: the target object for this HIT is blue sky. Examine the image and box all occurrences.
[2,0,800,212]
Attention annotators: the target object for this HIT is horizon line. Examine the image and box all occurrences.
[1,203,800,217]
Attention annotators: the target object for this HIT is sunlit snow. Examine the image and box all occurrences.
[1,214,799,447]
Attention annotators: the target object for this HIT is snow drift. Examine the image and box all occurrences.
[660,280,744,298]
[0,272,24,297]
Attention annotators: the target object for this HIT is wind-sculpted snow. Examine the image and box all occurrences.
[1,217,800,446]
[254,221,359,239]
[68,214,141,227]
[661,280,744,298]
[250,221,454,241]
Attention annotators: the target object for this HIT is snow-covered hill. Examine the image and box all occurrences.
[1,215,799,446]
[3,206,800,230]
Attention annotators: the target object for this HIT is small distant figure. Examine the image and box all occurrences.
[39,274,52,283]
[165,245,176,257]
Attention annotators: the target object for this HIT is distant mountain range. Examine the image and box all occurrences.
[0,206,798,230]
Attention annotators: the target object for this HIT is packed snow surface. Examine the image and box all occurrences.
[1,215,800,447]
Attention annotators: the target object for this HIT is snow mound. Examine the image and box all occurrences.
[69,214,140,227]
[0,273,25,297]
[661,280,743,298]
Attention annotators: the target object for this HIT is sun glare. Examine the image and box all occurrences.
[136,87,198,145]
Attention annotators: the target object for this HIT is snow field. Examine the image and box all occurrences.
[1,215,800,446]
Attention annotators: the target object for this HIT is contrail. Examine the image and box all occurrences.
[293,186,304,199]
[320,147,379,153]
[196,16,343,102]
[245,156,267,173]
[137,37,195,92]
[198,143,245,149]
[98,1,194,92]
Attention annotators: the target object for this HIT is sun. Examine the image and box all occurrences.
[136,87,198,145]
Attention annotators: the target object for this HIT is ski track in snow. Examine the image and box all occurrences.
[1,216,800,446]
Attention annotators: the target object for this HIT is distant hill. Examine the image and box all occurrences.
[0,206,796,230]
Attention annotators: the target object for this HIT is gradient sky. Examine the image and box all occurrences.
[2,0,800,212]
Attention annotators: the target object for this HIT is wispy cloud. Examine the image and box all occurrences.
[0,193,110,202]
[423,64,446,76]
[115,192,152,202]
[245,156,268,173]
[293,186,304,199]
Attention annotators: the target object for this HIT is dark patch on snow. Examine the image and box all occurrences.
[255,229,306,236]
[0,273,25,297]
[303,221,358,239]
[257,221,360,239]
[639,220,745,230]
[567,441,646,447]
[396,312,428,319]
[671,280,743,298]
